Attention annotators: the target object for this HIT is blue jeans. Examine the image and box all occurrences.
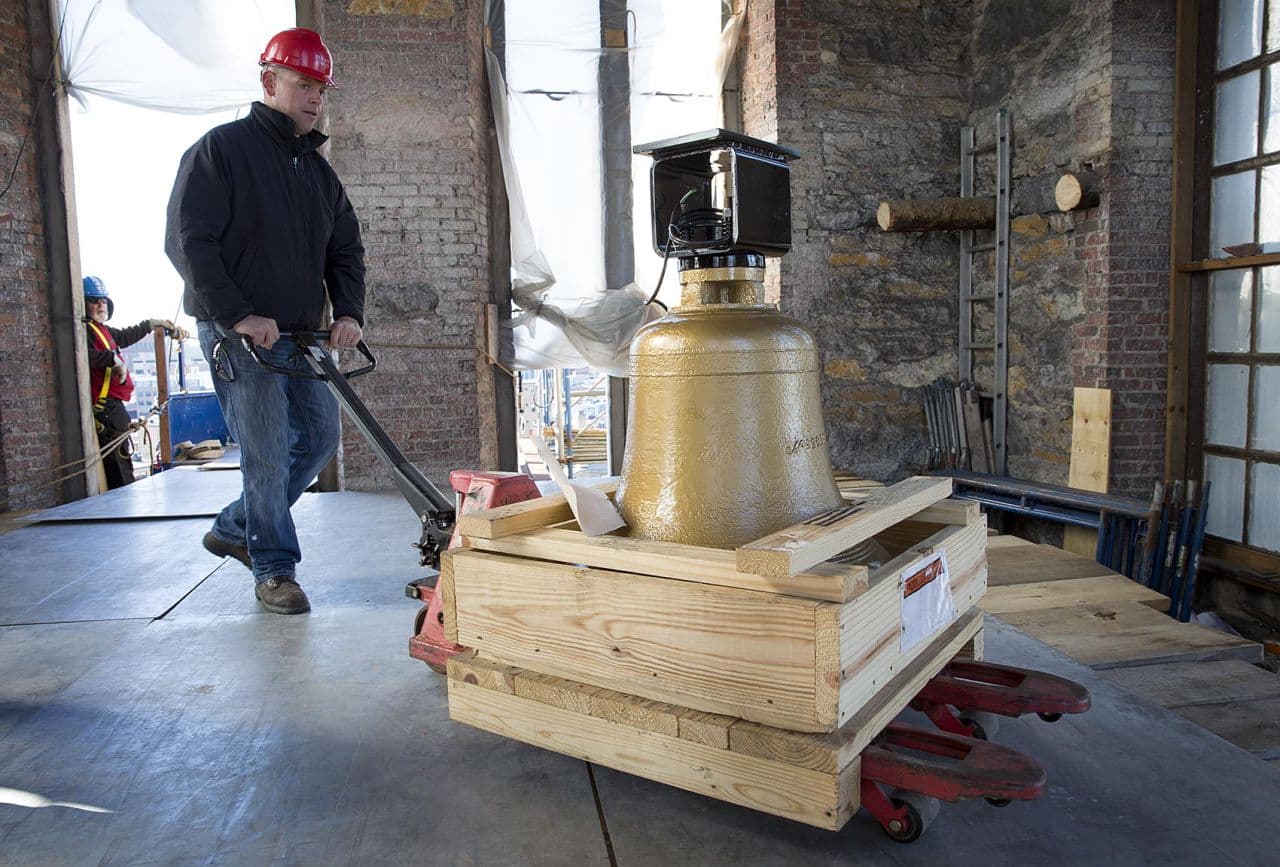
[198,321,340,583]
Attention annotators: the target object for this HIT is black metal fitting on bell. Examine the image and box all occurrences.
[633,129,799,271]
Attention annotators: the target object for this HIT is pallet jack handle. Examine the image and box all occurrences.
[242,331,457,568]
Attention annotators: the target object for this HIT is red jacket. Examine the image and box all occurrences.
[86,320,149,405]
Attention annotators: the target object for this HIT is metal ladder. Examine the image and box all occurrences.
[958,107,1010,476]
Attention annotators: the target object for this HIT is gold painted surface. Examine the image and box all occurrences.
[617,269,843,549]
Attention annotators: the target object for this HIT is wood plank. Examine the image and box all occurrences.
[466,527,866,603]
[737,477,954,580]
[836,518,987,726]
[677,710,734,749]
[1102,659,1280,708]
[996,602,1263,669]
[447,680,856,830]
[445,652,515,693]
[985,534,1035,550]
[455,480,620,540]
[1175,698,1280,758]
[727,610,984,774]
[439,549,458,643]
[448,549,832,731]
[1064,387,1112,557]
[988,543,1118,586]
[981,575,1170,615]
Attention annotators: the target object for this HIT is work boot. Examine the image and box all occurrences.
[203,531,251,569]
[255,577,311,615]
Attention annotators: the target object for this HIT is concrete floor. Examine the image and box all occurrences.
[1,470,1278,865]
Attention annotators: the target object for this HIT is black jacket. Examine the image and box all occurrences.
[165,102,365,331]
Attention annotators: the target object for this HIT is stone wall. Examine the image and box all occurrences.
[741,0,1174,496]
[0,0,62,511]
[318,0,497,491]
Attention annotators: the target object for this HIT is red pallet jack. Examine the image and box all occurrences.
[242,333,1092,844]
[859,660,1091,841]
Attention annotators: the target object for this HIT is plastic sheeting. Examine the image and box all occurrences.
[55,0,293,113]
[486,0,742,375]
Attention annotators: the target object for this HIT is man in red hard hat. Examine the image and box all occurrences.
[165,27,366,616]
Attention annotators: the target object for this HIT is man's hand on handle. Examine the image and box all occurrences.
[328,316,362,351]
[233,314,280,350]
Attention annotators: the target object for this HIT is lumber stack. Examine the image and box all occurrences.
[441,476,988,829]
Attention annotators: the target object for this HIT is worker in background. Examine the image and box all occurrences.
[82,275,184,490]
[164,27,366,616]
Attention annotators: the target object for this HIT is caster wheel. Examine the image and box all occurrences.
[427,660,448,675]
[883,790,940,843]
[985,796,1012,807]
[1038,712,1063,723]
[960,710,1001,740]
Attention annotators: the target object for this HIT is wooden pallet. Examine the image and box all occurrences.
[443,476,987,732]
[448,609,984,831]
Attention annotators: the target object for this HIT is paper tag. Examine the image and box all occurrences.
[899,550,956,652]
[532,435,626,536]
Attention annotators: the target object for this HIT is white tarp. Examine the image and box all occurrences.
[57,0,293,113]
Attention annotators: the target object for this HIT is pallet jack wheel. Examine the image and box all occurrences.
[1038,712,1063,722]
[959,710,1001,741]
[884,790,939,843]
[984,796,1012,808]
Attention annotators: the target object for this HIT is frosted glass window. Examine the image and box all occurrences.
[1219,0,1263,69]
[1209,269,1254,352]
[1266,68,1280,154]
[1216,72,1260,165]
[1261,165,1280,245]
[1249,462,1280,551]
[1207,364,1251,446]
[1210,171,1256,254]
[1260,267,1280,351]
[1205,455,1247,541]
[1254,366,1280,451]
[1271,0,1280,51]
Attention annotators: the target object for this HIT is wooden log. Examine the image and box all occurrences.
[877,197,996,232]
[1055,170,1101,212]
[736,476,954,580]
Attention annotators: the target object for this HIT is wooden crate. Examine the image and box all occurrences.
[447,609,984,831]
[444,476,988,733]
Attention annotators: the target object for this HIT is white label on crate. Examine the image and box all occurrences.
[900,550,956,652]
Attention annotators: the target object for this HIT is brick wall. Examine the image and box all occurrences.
[318,0,496,491]
[0,0,62,512]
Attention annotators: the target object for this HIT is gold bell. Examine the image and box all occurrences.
[616,264,843,548]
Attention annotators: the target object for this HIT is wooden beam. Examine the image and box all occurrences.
[1064,387,1111,557]
[465,527,868,603]
[876,197,996,232]
[455,480,619,539]
[1054,170,1101,212]
[736,476,954,580]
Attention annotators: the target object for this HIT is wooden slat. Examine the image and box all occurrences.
[1102,659,1280,708]
[737,477,954,580]
[677,710,735,749]
[981,575,1170,615]
[447,680,856,830]
[445,653,515,693]
[996,602,1263,669]
[988,542,1118,586]
[727,609,984,774]
[447,549,833,731]
[1174,698,1280,757]
[465,527,866,603]
[439,549,459,643]
[1064,387,1112,557]
[836,517,987,726]
[985,534,1035,550]
[455,480,620,540]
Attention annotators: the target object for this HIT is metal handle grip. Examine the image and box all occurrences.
[240,330,377,381]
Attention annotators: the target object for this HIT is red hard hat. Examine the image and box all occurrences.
[260,28,336,87]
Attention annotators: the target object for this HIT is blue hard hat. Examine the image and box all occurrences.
[83,276,113,319]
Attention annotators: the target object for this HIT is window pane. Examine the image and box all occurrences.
[1249,462,1280,551]
[1254,365,1280,451]
[1209,269,1254,351]
[1266,67,1280,154]
[1219,0,1263,69]
[1260,266,1280,350]
[1210,171,1256,254]
[1262,165,1280,245]
[1207,364,1251,446]
[1205,455,1247,541]
[1271,0,1280,50]
[1215,72,1260,165]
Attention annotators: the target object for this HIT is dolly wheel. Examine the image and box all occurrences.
[960,711,1001,741]
[884,791,939,843]
[1038,712,1063,723]
[985,796,1012,808]
[427,660,448,675]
